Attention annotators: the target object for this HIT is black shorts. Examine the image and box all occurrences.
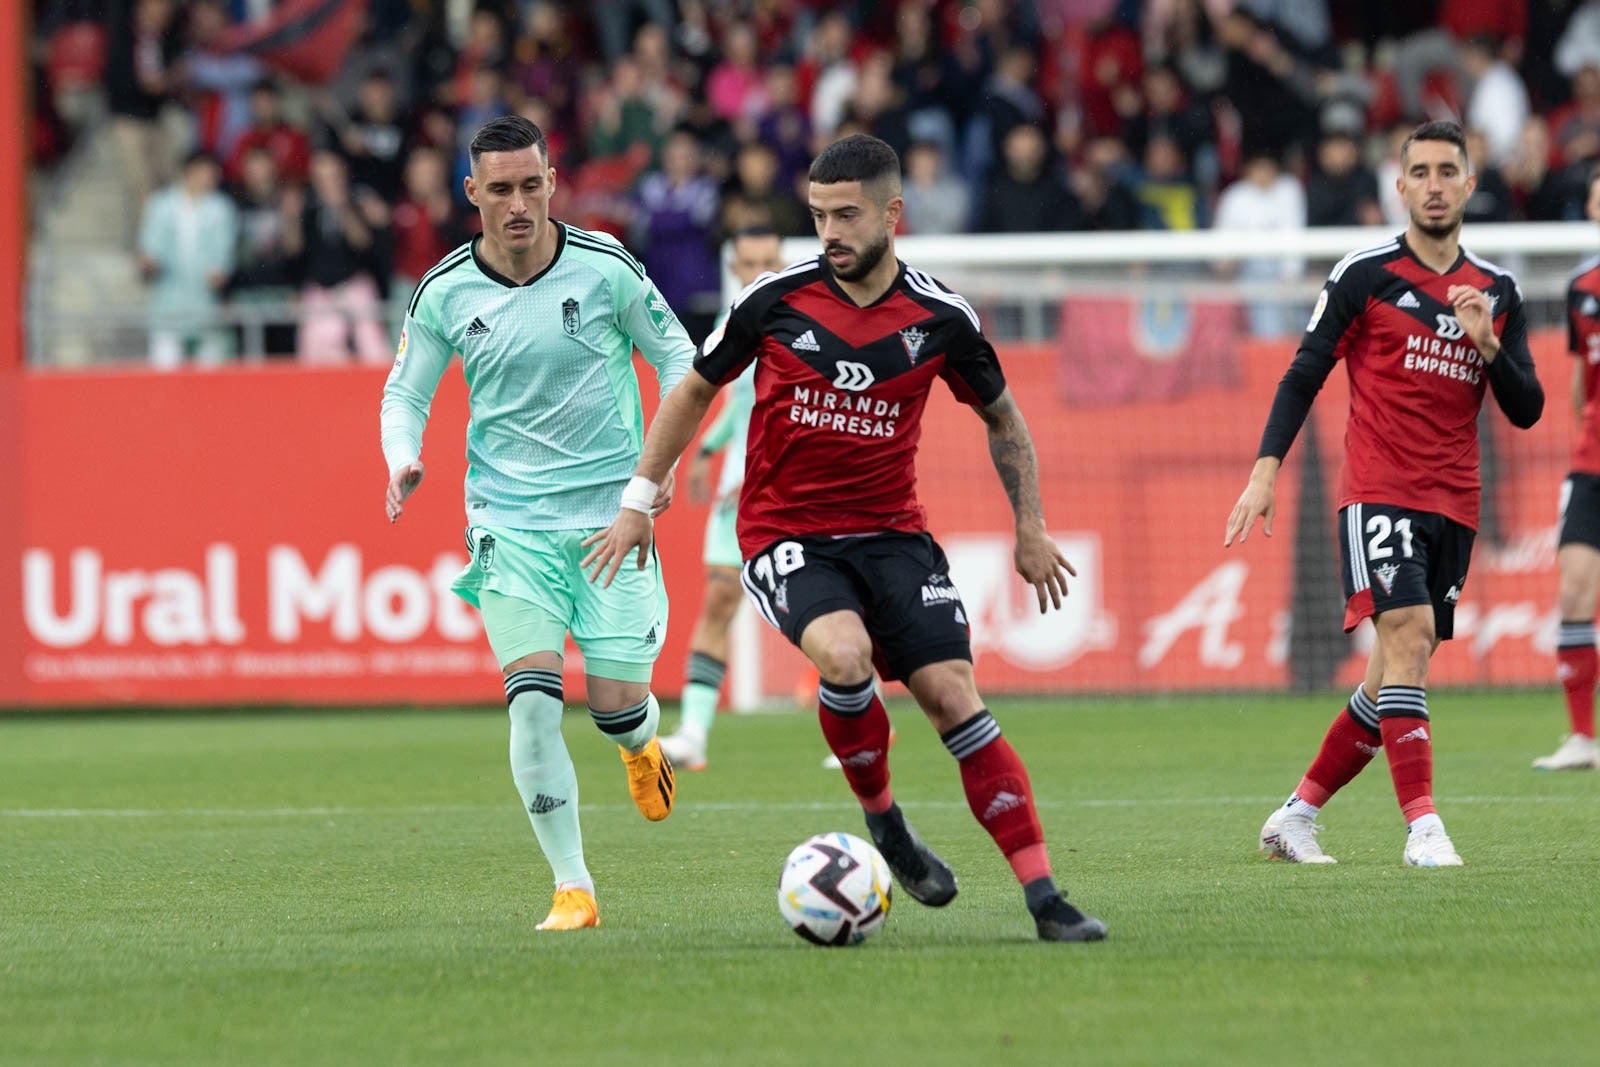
[1559,473,1600,551]
[740,532,972,682]
[1338,503,1475,640]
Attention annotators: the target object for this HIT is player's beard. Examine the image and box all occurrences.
[1410,200,1465,240]
[826,232,891,282]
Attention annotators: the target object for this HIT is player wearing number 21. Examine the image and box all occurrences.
[1226,121,1544,868]
[583,134,1105,942]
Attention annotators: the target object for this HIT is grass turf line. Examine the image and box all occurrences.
[2,692,1596,1066]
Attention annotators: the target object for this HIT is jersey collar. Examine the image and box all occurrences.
[817,254,907,308]
[471,221,569,288]
[1397,233,1465,276]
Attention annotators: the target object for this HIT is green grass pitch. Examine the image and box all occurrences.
[3,692,1597,1066]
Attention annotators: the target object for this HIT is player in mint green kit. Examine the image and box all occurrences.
[659,229,785,771]
[380,116,694,932]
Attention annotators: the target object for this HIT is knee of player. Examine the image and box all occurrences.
[810,640,874,685]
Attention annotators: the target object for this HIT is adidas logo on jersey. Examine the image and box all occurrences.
[465,316,491,337]
[983,790,1025,821]
[1394,726,1430,744]
[1397,290,1421,309]
[791,329,821,352]
[528,793,567,814]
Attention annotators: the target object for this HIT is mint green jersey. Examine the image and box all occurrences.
[697,308,757,500]
[380,224,696,530]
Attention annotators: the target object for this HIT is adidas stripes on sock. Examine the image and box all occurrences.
[504,668,588,887]
[817,677,893,813]
[1557,620,1597,739]
[1293,686,1383,810]
[589,693,662,754]
[942,710,1048,883]
[1377,685,1436,824]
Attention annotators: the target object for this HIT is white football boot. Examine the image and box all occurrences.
[1531,734,1600,771]
[1259,808,1337,864]
[658,728,707,772]
[1403,821,1464,867]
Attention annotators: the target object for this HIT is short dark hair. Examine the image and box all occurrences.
[809,134,901,189]
[469,115,548,168]
[731,225,780,241]
[1401,120,1468,167]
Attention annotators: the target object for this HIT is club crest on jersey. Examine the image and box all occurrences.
[562,297,580,335]
[1372,562,1399,595]
[900,325,929,365]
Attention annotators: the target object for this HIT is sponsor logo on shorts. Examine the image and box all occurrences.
[562,297,580,336]
[774,579,789,614]
[1445,579,1464,604]
[645,624,657,646]
[1372,562,1399,594]
[921,577,961,605]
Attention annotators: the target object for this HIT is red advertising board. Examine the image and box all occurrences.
[0,333,1575,707]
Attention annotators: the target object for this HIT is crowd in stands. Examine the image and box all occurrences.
[27,0,1600,362]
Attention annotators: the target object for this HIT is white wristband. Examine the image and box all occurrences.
[620,475,659,515]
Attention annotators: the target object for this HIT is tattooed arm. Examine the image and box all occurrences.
[977,389,1075,613]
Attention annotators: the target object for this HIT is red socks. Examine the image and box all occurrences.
[817,678,893,813]
[942,712,1045,866]
[1377,685,1435,823]
[1296,689,1383,807]
[1557,629,1597,739]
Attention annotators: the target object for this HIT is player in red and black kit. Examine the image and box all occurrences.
[1539,167,1600,771]
[583,134,1105,942]
[1226,121,1544,867]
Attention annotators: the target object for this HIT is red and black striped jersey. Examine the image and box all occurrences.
[1566,253,1600,475]
[694,255,1007,557]
[1258,235,1543,531]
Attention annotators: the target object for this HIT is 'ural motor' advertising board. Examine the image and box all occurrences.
[1,332,1573,708]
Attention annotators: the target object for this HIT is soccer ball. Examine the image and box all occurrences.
[777,832,893,946]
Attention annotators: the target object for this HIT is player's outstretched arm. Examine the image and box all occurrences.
[977,389,1076,613]
[582,370,722,587]
[1224,456,1280,547]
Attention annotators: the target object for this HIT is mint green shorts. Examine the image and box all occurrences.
[702,498,743,569]
[452,525,668,679]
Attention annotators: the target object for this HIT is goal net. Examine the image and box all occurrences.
[719,223,1595,707]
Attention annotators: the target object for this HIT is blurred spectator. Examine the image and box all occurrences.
[138,151,238,369]
[1122,65,1214,185]
[184,0,265,159]
[1463,128,1514,223]
[981,124,1085,233]
[322,70,408,203]
[1133,135,1203,230]
[756,64,813,191]
[843,51,914,160]
[1080,16,1143,139]
[632,129,721,340]
[512,2,583,132]
[890,1,966,157]
[227,146,300,358]
[982,45,1047,171]
[592,0,677,64]
[1461,35,1529,166]
[284,151,391,365]
[391,147,472,293]
[451,8,510,108]
[706,22,765,123]
[1376,122,1413,230]
[1504,116,1578,220]
[1217,10,1320,159]
[456,66,508,189]
[901,140,970,235]
[106,0,183,246]
[1306,131,1382,227]
[1072,137,1141,231]
[802,11,860,141]
[227,81,312,187]
[1549,65,1600,173]
[589,58,667,163]
[721,141,806,238]
[1556,4,1600,80]
[1212,149,1305,337]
